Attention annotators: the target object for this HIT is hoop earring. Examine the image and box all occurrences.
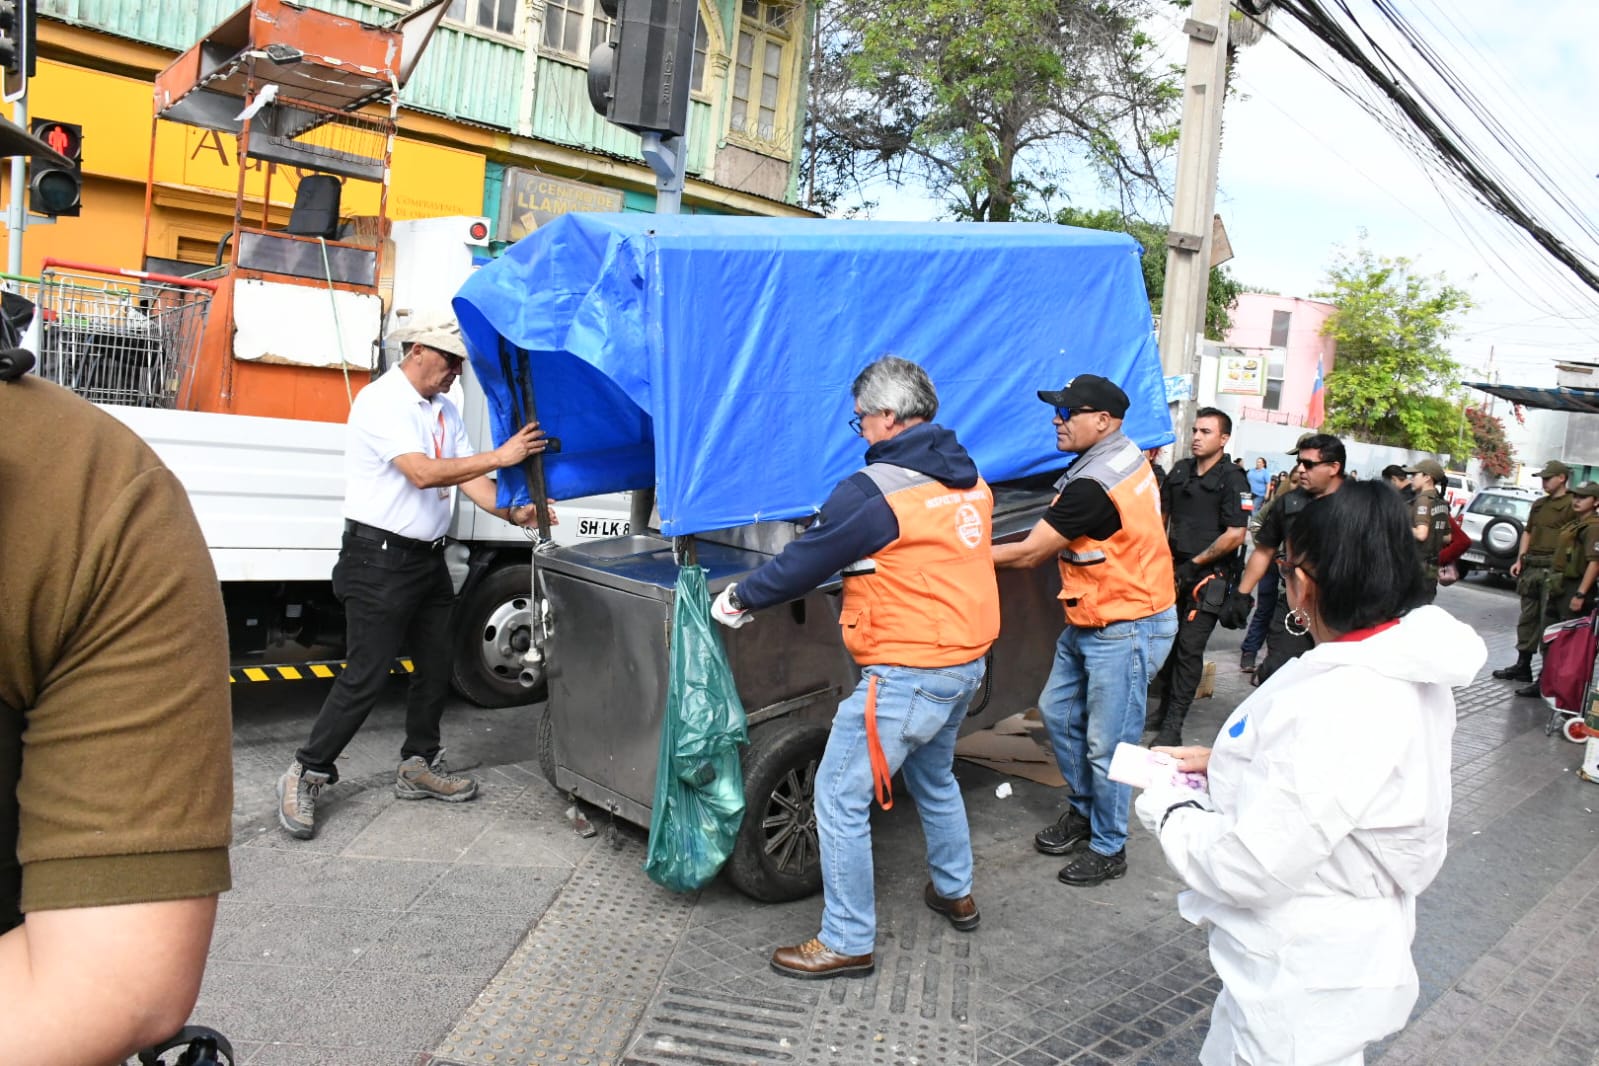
[1285,607,1311,637]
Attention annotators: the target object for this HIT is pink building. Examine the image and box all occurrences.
[1219,294,1338,427]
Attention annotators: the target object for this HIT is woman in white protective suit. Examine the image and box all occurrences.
[1135,480,1487,1065]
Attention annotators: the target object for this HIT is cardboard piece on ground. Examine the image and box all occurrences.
[955,711,1067,787]
[1196,660,1217,699]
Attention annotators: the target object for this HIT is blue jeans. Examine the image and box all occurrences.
[1241,563,1280,657]
[1037,608,1178,856]
[814,658,987,956]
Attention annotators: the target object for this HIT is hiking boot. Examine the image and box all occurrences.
[1514,678,1543,698]
[923,883,980,932]
[277,760,329,840]
[395,749,479,802]
[1058,848,1127,887]
[1034,808,1092,855]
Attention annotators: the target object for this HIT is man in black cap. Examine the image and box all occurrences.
[994,375,1176,887]
[1493,460,1574,692]
[1234,433,1347,683]
[1405,459,1452,604]
[1146,407,1250,746]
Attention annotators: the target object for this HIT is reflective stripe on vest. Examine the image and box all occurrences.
[839,463,1000,667]
[1053,433,1176,627]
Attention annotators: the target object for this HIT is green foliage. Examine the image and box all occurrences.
[1314,247,1473,451]
[1465,407,1515,478]
[804,0,1180,220]
[1055,206,1241,338]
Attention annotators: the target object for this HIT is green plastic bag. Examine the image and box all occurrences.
[643,564,749,892]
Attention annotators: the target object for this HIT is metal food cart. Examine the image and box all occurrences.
[455,214,1173,900]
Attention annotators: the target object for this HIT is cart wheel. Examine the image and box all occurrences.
[1563,717,1590,744]
[728,718,830,902]
[535,705,558,787]
[450,563,547,709]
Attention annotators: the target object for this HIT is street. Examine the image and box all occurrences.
[203,577,1599,1066]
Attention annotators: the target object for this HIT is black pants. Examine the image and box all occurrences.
[1154,603,1221,731]
[1256,589,1314,684]
[297,533,455,780]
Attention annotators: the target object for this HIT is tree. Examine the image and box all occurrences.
[802,0,1182,220]
[1054,206,1243,338]
[1464,406,1515,479]
[1315,247,1473,450]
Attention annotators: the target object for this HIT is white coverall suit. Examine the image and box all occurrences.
[1151,605,1487,1065]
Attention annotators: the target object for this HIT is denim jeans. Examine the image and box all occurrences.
[1240,563,1279,657]
[1038,607,1178,855]
[814,657,986,956]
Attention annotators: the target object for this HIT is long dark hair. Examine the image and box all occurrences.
[1286,481,1425,633]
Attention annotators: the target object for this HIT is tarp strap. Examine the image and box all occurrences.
[864,674,893,811]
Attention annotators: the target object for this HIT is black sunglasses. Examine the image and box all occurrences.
[1295,457,1335,470]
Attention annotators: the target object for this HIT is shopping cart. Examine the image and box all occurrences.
[1537,612,1597,744]
[35,259,217,409]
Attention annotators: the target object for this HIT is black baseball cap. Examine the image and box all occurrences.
[1037,374,1130,418]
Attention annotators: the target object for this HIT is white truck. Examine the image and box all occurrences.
[47,217,630,707]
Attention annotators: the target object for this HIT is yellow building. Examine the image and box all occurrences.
[6,0,815,277]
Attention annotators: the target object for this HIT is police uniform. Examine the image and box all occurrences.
[1148,452,1250,744]
[1550,486,1599,621]
[1249,485,1317,682]
[1516,491,1574,647]
[1409,486,1451,603]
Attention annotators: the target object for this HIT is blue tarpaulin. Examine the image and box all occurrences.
[454,214,1171,536]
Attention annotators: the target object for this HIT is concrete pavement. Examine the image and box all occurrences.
[195,577,1599,1065]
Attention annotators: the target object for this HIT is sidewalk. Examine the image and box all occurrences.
[206,581,1599,1065]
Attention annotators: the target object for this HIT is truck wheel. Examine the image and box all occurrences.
[727,719,830,902]
[451,563,546,708]
[535,705,558,786]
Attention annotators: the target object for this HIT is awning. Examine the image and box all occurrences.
[1463,382,1599,414]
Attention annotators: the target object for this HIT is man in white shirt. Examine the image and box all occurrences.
[278,310,547,839]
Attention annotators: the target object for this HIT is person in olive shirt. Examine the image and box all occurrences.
[1405,459,1453,604]
[1,374,233,1063]
[1550,482,1599,621]
[1147,407,1249,746]
[1493,460,1575,693]
[1234,433,1347,683]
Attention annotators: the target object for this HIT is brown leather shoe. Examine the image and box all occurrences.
[770,938,874,979]
[923,883,980,931]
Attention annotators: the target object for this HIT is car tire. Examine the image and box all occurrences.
[727,718,830,902]
[450,563,548,708]
[1480,516,1525,570]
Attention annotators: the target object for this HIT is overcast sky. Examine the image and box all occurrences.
[840,0,1599,397]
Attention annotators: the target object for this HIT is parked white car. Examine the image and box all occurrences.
[1457,486,1539,580]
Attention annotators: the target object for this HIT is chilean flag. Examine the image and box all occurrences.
[1307,357,1325,428]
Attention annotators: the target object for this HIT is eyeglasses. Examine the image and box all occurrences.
[1295,457,1335,470]
[848,414,863,436]
[1054,406,1099,422]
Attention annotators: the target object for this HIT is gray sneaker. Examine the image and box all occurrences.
[395,749,478,802]
[277,760,330,840]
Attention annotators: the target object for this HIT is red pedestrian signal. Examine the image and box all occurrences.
[28,118,80,217]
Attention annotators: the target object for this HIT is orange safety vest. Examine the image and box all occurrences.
[1054,433,1175,628]
[838,464,1000,668]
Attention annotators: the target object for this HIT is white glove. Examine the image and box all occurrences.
[1134,769,1210,836]
[711,583,753,629]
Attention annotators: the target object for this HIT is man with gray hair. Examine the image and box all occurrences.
[712,356,1000,979]
[277,310,548,840]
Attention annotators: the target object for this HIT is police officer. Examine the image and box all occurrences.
[1147,407,1249,746]
[1492,460,1574,693]
[1234,433,1347,683]
[1405,459,1452,604]
[1550,482,1599,621]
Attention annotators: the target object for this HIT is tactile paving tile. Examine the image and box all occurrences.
[622,985,813,1065]
[433,834,699,1066]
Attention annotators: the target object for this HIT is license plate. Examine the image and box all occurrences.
[577,518,630,538]
[1462,550,1486,564]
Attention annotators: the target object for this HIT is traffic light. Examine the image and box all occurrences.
[0,0,33,103]
[586,0,697,138]
[29,119,81,217]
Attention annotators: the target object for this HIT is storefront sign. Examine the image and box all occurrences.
[498,169,623,242]
[1217,352,1267,396]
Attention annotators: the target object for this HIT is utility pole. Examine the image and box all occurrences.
[1157,0,1230,459]
[6,95,24,274]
